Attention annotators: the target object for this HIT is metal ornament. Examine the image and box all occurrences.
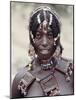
[37,14,41,24]
[54,34,60,41]
[43,20,47,28]
[54,41,56,46]
[49,14,53,25]
[30,32,34,39]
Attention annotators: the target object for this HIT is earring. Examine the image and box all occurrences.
[54,41,56,46]
[28,44,35,60]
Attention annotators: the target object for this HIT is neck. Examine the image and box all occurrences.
[37,56,57,70]
[38,57,52,65]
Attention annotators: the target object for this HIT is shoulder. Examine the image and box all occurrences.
[11,66,27,98]
[11,62,35,98]
[55,57,73,81]
[12,61,34,84]
[54,57,74,95]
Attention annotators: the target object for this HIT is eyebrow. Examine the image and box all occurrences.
[36,29,53,35]
[47,30,52,33]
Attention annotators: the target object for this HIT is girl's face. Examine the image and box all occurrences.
[33,20,55,60]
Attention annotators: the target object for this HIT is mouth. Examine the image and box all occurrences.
[39,48,52,55]
[40,49,49,54]
[36,47,54,60]
[39,46,50,50]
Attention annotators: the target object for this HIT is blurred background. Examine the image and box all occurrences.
[11,2,74,81]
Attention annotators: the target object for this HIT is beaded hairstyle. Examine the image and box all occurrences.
[28,6,63,59]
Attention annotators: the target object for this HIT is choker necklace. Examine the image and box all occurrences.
[40,57,57,70]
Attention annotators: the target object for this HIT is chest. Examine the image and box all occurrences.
[26,70,73,97]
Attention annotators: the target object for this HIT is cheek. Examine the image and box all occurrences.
[47,39,54,46]
[34,39,41,47]
[32,39,40,53]
[49,40,54,45]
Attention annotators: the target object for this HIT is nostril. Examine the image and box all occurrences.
[42,42,47,47]
[42,36,48,47]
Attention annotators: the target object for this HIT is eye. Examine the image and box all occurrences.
[36,32,41,39]
[48,33,53,39]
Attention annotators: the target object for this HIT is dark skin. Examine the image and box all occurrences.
[33,20,55,64]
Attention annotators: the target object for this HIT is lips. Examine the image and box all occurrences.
[39,46,51,50]
[40,49,49,54]
[39,47,52,55]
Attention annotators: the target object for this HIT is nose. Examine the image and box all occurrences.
[42,35,48,47]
